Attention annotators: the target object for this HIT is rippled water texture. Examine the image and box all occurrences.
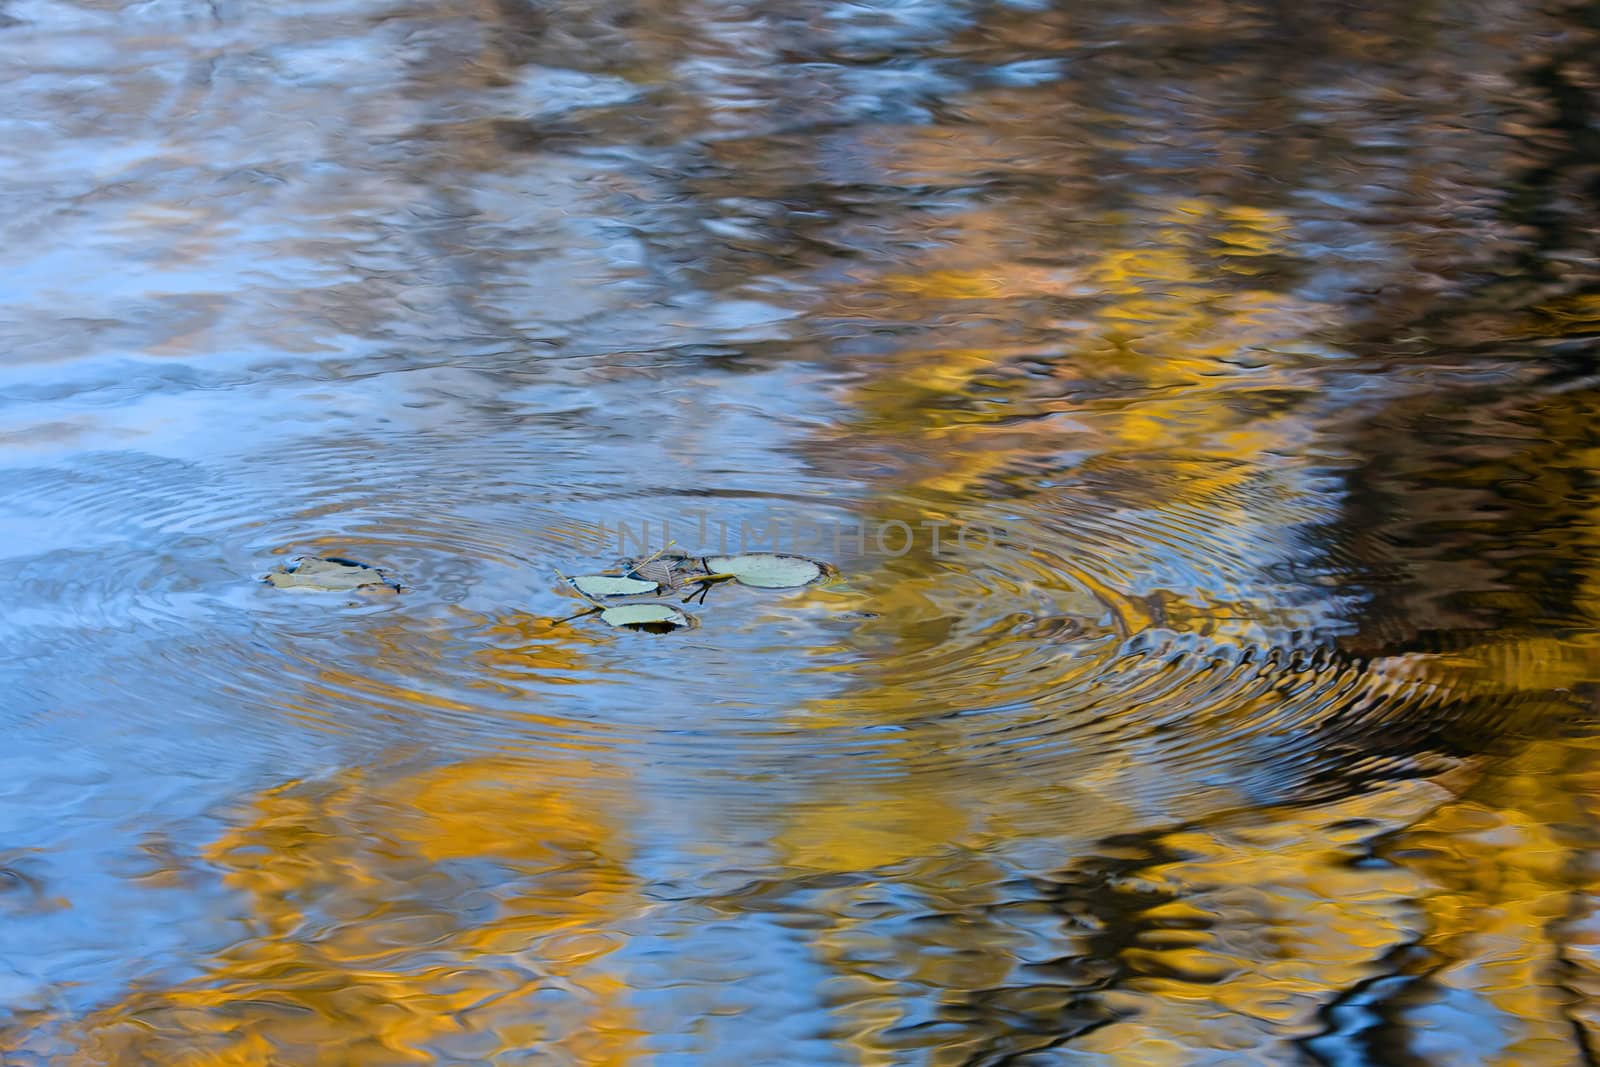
[3,0,1600,1062]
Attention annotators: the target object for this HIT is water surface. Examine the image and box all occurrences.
[2,0,1600,1062]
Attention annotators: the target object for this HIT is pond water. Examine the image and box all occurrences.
[2,0,1599,1062]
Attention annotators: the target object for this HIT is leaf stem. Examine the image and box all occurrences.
[629,541,679,573]
[543,605,603,629]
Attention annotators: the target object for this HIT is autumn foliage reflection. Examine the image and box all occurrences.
[55,760,641,1066]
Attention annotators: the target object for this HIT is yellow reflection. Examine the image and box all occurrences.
[54,759,643,1066]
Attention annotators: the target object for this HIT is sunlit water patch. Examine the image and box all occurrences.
[2,0,1599,1061]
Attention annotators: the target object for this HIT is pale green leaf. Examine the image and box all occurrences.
[705,553,826,588]
[600,604,692,631]
[571,574,660,597]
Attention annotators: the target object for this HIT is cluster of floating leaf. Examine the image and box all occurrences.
[564,550,835,632]
[262,550,833,634]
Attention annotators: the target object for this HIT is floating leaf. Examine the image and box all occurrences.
[264,556,400,592]
[599,604,692,633]
[570,574,660,598]
[705,553,828,588]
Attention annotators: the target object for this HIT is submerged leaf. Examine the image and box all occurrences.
[570,574,660,598]
[264,556,400,592]
[626,553,695,589]
[600,604,692,633]
[705,553,828,588]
